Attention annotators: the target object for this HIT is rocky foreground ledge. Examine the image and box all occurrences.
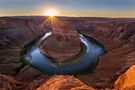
[1,65,135,90]
[0,74,94,90]
[37,75,94,90]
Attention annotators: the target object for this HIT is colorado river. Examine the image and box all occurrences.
[24,32,106,75]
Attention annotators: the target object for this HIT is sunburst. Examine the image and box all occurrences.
[44,9,59,17]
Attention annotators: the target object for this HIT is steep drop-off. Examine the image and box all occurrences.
[0,17,135,89]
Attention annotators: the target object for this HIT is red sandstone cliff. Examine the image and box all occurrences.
[37,75,94,90]
[0,17,135,90]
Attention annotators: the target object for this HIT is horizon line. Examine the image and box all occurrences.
[0,15,135,19]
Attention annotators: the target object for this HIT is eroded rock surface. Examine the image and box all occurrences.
[37,75,94,90]
[15,65,47,82]
[0,74,20,90]
[39,22,81,63]
[0,17,135,89]
[114,65,135,90]
[78,21,135,44]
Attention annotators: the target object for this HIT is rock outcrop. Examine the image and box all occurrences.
[0,73,49,90]
[37,75,94,90]
[77,21,135,44]
[123,22,135,44]
[0,74,94,90]
[0,74,20,90]
[114,65,135,90]
[15,65,47,82]
[39,22,81,63]
[0,17,48,49]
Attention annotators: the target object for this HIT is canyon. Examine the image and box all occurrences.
[0,16,135,90]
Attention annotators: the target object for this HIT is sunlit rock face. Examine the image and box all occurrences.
[37,75,94,90]
[114,65,135,90]
[39,22,81,63]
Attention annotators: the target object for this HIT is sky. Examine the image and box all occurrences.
[0,0,135,17]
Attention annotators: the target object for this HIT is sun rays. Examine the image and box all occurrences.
[44,16,59,25]
[41,8,62,30]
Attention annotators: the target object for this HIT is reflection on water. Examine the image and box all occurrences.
[24,32,105,75]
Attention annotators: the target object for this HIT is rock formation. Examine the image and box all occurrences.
[114,65,135,90]
[0,74,94,90]
[0,17,135,89]
[37,75,94,90]
[78,21,135,44]
[39,22,81,63]
[123,22,135,44]
[0,74,20,90]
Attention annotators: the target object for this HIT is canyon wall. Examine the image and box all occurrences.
[0,17,135,90]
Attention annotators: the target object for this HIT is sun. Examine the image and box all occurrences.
[44,9,59,17]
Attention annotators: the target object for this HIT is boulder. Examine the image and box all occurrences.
[39,22,81,63]
[37,75,94,90]
[114,65,135,90]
